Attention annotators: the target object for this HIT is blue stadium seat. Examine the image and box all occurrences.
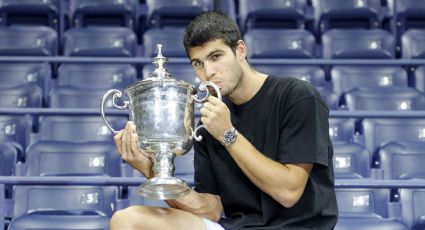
[57,63,137,89]
[0,141,17,177]
[0,0,60,30]
[0,115,32,157]
[312,0,383,33]
[0,85,43,108]
[336,188,393,219]
[238,0,307,33]
[335,218,408,230]
[401,29,425,59]
[174,149,194,176]
[328,118,356,143]
[394,0,425,34]
[146,0,213,28]
[333,142,370,179]
[0,26,57,56]
[361,118,425,155]
[344,87,425,111]
[253,65,327,88]
[414,65,425,93]
[7,212,110,230]
[49,86,127,109]
[244,29,315,58]
[143,28,186,57]
[316,87,339,110]
[63,27,137,57]
[216,0,236,21]
[331,66,408,98]
[378,141,425,179]
[322,29,395,59]
[12,186,117,218]
[25,141,121,177]
[69,0,136,28]
[399,188,425,229]
[37,115,127,143]
[0,63,51,102]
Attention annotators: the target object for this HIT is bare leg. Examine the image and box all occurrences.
[110,205,207,230]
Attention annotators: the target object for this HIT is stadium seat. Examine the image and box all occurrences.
[238,0,307,33]
[7,212,110,230]
[378,141,425,179]
[69,0,136,28]
[244,29,315,58]
[333,142,370,179]
[322,29,395,59]
[37,115,127,143]
[25,141,121,177]
[57,63,137,89]
[401,29,425,59]
[316,87,340,110]
[344,87,425,111]
[0,115,32,156]
[0,26,57,56]
[253,65,327,88]
[146,0,213,28]
[49,86,126,109]
[312,0,383,33]
[335,218,408,230]
[0,85,43,108]
[414,65,425,93]
[12,186,118,218]
[336,188,394,219]
[0,141,17,176]
[361,118,425,155]
[0,62,51,102]
[0,0,60,30]
[328,118,356,143]
[62,27,137,57]
[143,28,186,57]
[399,188,425,229]
[331,66,408,98]
[394,0,425,34]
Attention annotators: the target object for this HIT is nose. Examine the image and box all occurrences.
[204,61,215,80]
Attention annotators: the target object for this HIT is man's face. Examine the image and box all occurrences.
[188,39,243,97]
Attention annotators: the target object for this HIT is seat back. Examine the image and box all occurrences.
[333,142,370,178]
[143,28,186,57]
[336,188,391,218]
[238,0,306,33]
[57,63,136,89]
[414,65,425,93]
[344,87,425,111]
[331,66,408,97]
[328,118,356,143]
[322,29,394,59]
[0,85,42,108]
[26,141,121,177]
[395,0,425,34]
[0,115,32,154]
[401,29,425,59]
[37,115,127,142]
[244,29,315,58]
[70,0,136,28]
[335,218,408,230]
[0,141,17,176]
[399,188,425,228]
[146,0,213,28]
[13,186,117,218]
[378,141,425,179]
[63,27,137,57]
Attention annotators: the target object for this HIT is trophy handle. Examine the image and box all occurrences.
[101,89,129,134]
[190,81,222,141]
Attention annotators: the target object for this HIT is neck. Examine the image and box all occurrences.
[228,63,267,105]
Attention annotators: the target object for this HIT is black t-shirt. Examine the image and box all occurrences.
[193,76,338,230]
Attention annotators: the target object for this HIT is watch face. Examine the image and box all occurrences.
[224,129,237,143]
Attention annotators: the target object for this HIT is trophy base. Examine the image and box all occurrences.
[139,177,191,200]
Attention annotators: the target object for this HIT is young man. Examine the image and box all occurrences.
[111,12,338,230]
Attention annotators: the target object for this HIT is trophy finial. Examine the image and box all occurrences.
[151,43,171,79]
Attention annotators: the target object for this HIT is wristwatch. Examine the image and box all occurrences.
[222,127,238,146]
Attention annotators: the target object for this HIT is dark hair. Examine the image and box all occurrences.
[183,11,242,56]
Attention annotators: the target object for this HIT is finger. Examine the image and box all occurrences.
[200,116,208,128]
[121,123,131,160]
[113,130,124,155]
[207,96,221,105]
[124,123,133,160]
[202,102,215,111]
[200,107,213,118]
[130,133,140,158]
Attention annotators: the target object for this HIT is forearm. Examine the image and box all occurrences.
[226,133,311,207]
[165,190,223,222]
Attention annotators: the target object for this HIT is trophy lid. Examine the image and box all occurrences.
[149,44,172,80]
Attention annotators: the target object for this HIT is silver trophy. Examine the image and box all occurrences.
[101,44,221,200]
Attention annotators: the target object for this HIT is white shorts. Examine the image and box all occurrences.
[202,218,225,230]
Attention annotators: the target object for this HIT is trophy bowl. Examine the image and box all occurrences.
[101,44,221,200]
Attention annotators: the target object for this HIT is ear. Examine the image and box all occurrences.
[236,40,247,61]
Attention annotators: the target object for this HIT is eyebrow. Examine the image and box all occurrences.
[190,48,225,64]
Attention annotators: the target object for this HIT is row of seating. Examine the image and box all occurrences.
[3,26,425,58]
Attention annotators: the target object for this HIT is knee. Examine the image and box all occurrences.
[110,206,164,229]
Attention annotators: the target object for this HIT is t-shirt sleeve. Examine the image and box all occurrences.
[193,137,219,195]
[277,95,330,167]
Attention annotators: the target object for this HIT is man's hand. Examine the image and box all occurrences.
[199,96,233,142]
[114,121,153,178]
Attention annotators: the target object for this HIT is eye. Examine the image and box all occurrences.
[211,53,222,61]
[192,61,202,68]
